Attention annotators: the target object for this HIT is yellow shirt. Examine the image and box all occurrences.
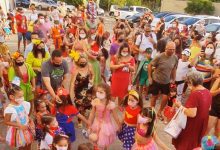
[26,52,50,69]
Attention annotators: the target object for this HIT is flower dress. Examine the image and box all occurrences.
[4,101,34,148]
[90,99,117,147]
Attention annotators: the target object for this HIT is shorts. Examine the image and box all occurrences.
[209,104,220,118]
[149,80,170,96]
[25,31,32,41]
[17,32,27,41]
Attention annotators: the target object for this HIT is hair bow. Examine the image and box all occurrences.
[57,87,69,96]
[37,88,48,94]
[170,83,177,89]
[12,51,22,60]
[69,50,80,62]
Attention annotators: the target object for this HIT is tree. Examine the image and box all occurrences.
[184,0,215,15]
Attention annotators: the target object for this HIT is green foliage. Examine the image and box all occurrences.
[184,0,215,15]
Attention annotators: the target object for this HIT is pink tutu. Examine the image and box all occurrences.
[132,140,158,150]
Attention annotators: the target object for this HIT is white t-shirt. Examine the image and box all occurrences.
[135,33,157,61]
[40,133,53,149]
[28,12,38,22]
[176,59,190,81]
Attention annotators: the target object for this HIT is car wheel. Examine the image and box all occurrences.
[38,5,42,10]
[109,12,114,16]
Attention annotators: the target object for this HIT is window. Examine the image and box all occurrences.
[136,7,144,12]
[208,19,220,24]
[205,24,220,32]
[182,18,200,25]
[165,16,175,22]
[130,7,134,11]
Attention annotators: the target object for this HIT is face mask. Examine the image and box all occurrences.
[15,97,24,104]
[121,52,128,57]
[96,92,106,100]
[91,34,96,40]
[137,115,151,124]
[39,19,45,24]
[128,100,137,108]
[205,48,214,57]
[79,62,87,68]
[53,63,61,67]
[79,33,86,39]
[15,61,24,66]
[69,34,73,38]
[55,146,68,150]
[32,39,41,45]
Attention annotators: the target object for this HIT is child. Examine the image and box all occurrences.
[88,83,121,149]
[40,114,64,150]
[51,87,89,143]
[175,48,193,101]
[132,107,169,150]
[51,20,64,49]
[0,78,8,117]
[34,91,51,147]
[118,90,143,150]
[2,18,11,40]
[52,134,71,150]
[133,48,152,100]
[163,84,177,123]
[4,85,34,149]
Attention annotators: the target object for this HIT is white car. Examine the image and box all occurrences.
[178,16,220,31]
[57,1,75,12]
[165,15,191,29]
[30,0,57,10]
[114,6,151,20]
[97,7,104,16]
[109,5,119,16]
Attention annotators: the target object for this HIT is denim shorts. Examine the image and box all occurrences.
[17,32,27,41]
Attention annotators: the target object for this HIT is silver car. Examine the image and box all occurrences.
[30,0,57,10]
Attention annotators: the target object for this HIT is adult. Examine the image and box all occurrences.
[41,50,69,102]
[33,13,49,42]
[86,0,98,29]
[109,32,125,58]
[24,32,49,59]
[113,20,132,37]
[8,52,36,101]
[206,77,220,139]
[27,4,38,42]
[148,41,178,118]
[69,55,94,128]
[63,32,74,49]
[50,6,60,22]
[110,42,135,106]
[73,28,89,54]
[189,30,203,60]
[155,17,165,40]
[26,41,50,88]
[193,42,215,89]
[173,71,212,150]
[0,6,6,20]
[166,20,179,40]
[58,2,67,23]
[173,36,183,59]
[135,24,157,62]
[15,8,28,52]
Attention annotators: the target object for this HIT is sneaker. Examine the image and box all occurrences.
[82,129,89,139]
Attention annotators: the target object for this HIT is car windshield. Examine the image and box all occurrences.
[165,16,175,22]
[205,24,220,32]
[181,18,200,25]
[155,12,169,18]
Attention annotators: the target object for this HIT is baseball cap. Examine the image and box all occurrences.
[182,49,191,57]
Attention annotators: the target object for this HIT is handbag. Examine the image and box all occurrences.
[164,106,187,139]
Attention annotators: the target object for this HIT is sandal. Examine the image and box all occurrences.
[157,113,164,121]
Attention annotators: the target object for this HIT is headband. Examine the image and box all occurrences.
[129,90,139,100]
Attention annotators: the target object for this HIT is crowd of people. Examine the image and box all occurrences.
[0,0,219,150]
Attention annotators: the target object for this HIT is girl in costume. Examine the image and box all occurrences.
[51,87,89,142]
[132,107,169,150]
[88,83,121,149]
[52,134,71,150]
[118,90,142,150]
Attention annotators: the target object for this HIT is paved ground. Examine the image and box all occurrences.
[0,14,175,150]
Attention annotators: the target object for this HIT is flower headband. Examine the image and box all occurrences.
[129,90,139,100]
[12,51,22,60]
[57,87,69,96]
[69,50,80,62]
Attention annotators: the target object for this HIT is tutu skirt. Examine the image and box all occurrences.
[6,127,34,148]
[91,118,116,147]
[118,123,136,150]
[132,140,158,150]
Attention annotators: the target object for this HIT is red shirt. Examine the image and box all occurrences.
[15,14,27,33]
[124,106,141,125]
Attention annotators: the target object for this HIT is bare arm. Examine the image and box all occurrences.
[210,78,220,96]
[88,106,96,125]
[77,113,89,126]
[42,77,56,98]
[171,67,176,82]
[88,64,95,84]
[4,114,27,129]
[110,59,125,71]
[61,73,68,87]
[184,107,197,118]
[31,76,36,91]
[112,108,121,128]
[148,63,153,80]
[69,73,77,101]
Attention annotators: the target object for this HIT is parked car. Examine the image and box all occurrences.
[165,14,191,29]
[205,23,220,34]
[151,12,177,29]
[114,6,151,20]
[16,0,30,8]
[126,12,145,27]
[179,16,220,31]
[30,0,57,10]
[109,5,119,16]
[97,7,105,16]
[57,1,75,12]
